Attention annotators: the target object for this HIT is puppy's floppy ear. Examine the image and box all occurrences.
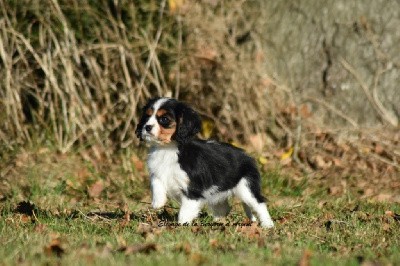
[135,111,147,141]
[135,115,145,140]
[174,102,201,143]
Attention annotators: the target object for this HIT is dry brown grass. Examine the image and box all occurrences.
[0,0,286,155]
[1,0,177,155]
[0,0,399,176]
[0,1,290,159]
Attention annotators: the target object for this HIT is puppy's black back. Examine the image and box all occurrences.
[178,139,264,202]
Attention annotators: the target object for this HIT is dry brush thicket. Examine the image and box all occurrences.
[0,0,278,153]
[0,0,399,175]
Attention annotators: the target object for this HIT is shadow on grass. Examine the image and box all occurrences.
[12,200,183,223]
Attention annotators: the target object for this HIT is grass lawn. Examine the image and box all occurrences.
[1,149,399,265]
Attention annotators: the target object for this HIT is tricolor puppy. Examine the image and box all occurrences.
[135,97,274,228]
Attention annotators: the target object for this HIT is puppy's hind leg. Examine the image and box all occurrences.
[178,196,203,225]
[234,179,274,228]
[209,200,231,220]
[242,203,257,222]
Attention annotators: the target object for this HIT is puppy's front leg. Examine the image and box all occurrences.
[178,196,202,224]
[151,178,167,209]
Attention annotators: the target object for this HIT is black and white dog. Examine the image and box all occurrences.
[135,97,274,228]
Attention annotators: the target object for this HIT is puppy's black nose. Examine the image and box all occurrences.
[145,125,153,132]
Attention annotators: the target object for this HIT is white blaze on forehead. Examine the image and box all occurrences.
[146,97,170,126]
[153,97,170,111]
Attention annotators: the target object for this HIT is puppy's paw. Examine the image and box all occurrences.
[178,216,194,225]
[260,219,274,229]
[152,201,166,209]
[151,196,167,209]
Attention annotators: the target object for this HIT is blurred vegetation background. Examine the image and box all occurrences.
[0,0,399,169]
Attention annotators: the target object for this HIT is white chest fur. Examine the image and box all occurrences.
[147,144,189,201]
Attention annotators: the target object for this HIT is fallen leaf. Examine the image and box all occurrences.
[235,222,263,239]
[201,119,214,139]
[339,143,351,152]
[88,180,104,198]
[356,211,371,222]
[191,226,203,234]
[209,239,219,248]
[391,181,400,188]
[249,134,265,153]
[272,243,281,256]
[298,249,312,266]
[66,179,78,190]
[314,155,329,169]
[323,143,336,152]
[34,224,47,233]
[374,144,384,155]
[385,210,394,217]
[299,104,312,118]
[257,237,266,248]
[258,156,268,165]
[118,243,157,255]
[168,0,185,14]
[280,147,293,161]
[374,194,392,202]
[363,188,374,197]
[318,201,327,209]
[77,167,91,180]
[332,157,342,167]
[131,155,145,172]
[189,252,207,265]
[361,260,383,266]
[361,147,371,154]
[196,45,218,62]
[209,239,236,251]
[324,212,334,220]
[15,152,30,167]
[136,223,153,237]
[385,210,400,221]
[175,242,191,255]
[20,214,32,223]
[119,204,131,227]
[382,222,390,232]
[230,141,242,148]
[98,244,113,258]
[328,186,341,196]
[277,216,290,224]
[260,77,273,87]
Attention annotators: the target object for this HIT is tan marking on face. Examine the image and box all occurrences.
[156,109,167,116]
[146,108,153,116]
[158,122,177,144]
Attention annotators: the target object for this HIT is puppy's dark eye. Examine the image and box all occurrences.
[159,116,170,124]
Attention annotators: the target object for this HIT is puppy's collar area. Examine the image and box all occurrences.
[149,140,179,149]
